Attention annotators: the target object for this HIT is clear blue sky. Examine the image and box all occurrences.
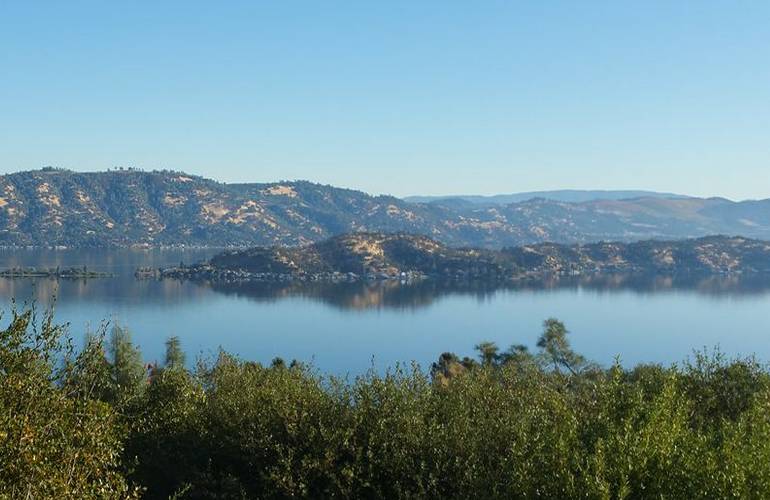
[1,1,768,199]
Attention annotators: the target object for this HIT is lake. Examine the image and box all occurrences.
[2,248,770,375]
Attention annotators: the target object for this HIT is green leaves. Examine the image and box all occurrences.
[0,306,138,498]
[5,310,770,498]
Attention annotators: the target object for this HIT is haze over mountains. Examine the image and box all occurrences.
[405,190,692,205]
[1,168,768,248]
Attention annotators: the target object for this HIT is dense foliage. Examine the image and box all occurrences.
[0,308,137,498]
[3,307,770,498]
[3,168,770,248]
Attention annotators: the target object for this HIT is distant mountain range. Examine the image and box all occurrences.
[0,168,769,248]
[404,190,692,205]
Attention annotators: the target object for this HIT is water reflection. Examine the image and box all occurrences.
[0,246,769,311]
[509,273,770,297]
[1,249,769,373]
[201,273,770,311]
[0,248,219,308]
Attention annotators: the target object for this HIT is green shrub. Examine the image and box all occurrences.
[5,307,770,498]
[0,308,138,498]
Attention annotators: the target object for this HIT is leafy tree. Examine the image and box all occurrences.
[474,341,499,367]
[64,330,112,401]
[0,307,138,498]
[124,366,205,498]
[499,343,533,367]
[680,349,770,428]
[431,352,469,386]
[536,318,587,375]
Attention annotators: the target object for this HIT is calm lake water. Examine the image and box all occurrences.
[2,248,770,375]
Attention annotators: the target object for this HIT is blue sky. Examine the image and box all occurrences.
[1,1,768,199]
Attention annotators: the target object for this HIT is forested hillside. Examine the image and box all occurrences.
[2,168,770,248]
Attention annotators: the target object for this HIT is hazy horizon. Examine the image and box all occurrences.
[3,166,765,202]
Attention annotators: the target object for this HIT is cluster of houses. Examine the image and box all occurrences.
[0,266,113,278]
[135,264,426,283]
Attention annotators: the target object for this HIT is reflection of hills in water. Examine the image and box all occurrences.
[0,275,213,308]
[207,280,500,311]
[205,273,770,311]
[0,248,218,307]
[2,269,770,311]
[515,273,770,297]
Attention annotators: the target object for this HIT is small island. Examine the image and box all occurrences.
[142,233,770,285]
[0,266,114,279]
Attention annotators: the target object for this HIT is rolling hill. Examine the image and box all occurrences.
[0,168,768,248]
[161,233,770,282]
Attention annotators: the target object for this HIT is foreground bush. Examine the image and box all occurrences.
[4,309,770,498]
[0,308,137,498]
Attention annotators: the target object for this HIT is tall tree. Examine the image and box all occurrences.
[107,324,146,400]
[164,336,186,369]
[536,318,586,375]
